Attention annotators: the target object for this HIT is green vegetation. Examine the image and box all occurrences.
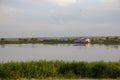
[0,60,120,79]
[0,38,73,44]
[90,36,120,44]
[0,36,120,44]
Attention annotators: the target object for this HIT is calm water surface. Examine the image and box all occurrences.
[0,44,120,62]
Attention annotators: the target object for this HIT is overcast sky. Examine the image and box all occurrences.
[0,0,120,38]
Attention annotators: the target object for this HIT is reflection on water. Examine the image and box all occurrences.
[0,44,5,48]
[74,43,91,47]
[106,45,119,49]
[0,43,119,49]
[0,44,120,62]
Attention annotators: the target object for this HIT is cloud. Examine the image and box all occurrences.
[0,5,17,17]
[48,0,77,6]
[99,0,116,3]
[0,0,120,37]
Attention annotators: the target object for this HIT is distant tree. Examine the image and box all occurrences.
[31,38,37,41]
[106,37,110,40]
[114,37,119,40]
[24,39,28,42]
[1,38,5,41]
[18,38,23,41]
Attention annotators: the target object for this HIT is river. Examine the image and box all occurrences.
[0,44,120,62]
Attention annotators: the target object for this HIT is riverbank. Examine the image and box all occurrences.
[0,60,120,79]
[0,36,120,44]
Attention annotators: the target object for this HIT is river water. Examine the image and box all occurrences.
[0,44,120,62]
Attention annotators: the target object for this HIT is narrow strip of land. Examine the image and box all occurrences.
[0,36,120,44]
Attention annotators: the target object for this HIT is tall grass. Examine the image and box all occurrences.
[0,60,120,79]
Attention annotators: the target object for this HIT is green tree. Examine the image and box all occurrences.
[1,38,5,41]
[31,38,37,41]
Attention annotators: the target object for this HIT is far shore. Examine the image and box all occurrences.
[0,36,120,44]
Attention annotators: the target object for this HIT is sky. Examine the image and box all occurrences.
[0,0,120,38]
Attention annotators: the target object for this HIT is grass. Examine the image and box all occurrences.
[0,60,120,79]
[0,78,117,80]
[0,78,118,80]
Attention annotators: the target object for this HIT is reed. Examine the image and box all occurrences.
[0,60,120,79]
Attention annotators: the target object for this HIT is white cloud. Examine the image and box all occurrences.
[0,5,17,17]
[48,0,77,6]
[99,0,116,3]
[76,0,120,18]
[0,0,120,37]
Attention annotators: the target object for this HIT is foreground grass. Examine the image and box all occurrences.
[0,78,118,80]
[0,78,117,80]
[0,60,120,79]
